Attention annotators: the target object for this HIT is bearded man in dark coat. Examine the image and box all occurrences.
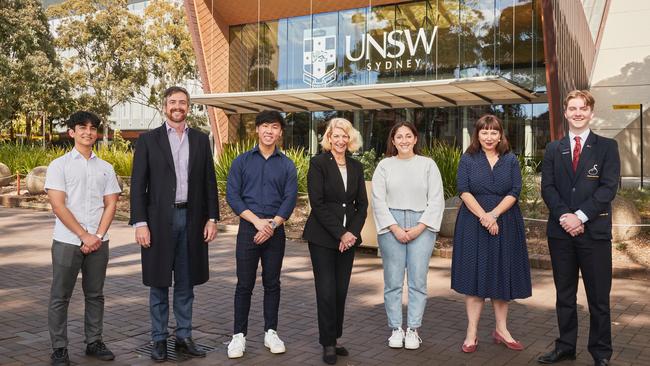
[130,86,218,362]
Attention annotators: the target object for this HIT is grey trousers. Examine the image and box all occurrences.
[48,239,109,349]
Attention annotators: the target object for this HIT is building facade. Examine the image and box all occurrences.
[185,0,647,177]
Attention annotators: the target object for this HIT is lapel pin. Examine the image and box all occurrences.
[588,164,599,176]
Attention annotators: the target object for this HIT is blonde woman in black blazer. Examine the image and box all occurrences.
[302,118,368,365]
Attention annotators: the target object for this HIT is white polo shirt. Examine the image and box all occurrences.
[44,148,122,245]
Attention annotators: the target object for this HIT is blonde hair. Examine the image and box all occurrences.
[320,118,363,153]
[564,90,595,110]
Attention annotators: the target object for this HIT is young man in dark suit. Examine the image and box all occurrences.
[539,90,620,366]
[129,86,218,362]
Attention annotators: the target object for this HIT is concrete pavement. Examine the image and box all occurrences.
[0,207,649,365]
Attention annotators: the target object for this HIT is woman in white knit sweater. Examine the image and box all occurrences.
[371,122,445,350]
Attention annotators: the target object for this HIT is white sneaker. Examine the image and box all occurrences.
[388,327,405,348]
[264,329,286,354]
[227,333,246,359]
[404,328,422,349]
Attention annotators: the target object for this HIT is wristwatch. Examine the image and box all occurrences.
[269,220,279,230]
[95,233,104,240]
[209,218,217,223]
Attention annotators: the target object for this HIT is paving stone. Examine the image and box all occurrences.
[1,207,649,365]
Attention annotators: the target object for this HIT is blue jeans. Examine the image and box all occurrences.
[150,207,194,342]
[378,209,436,329]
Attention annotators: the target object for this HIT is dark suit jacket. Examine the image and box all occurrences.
[129,124,218,287]
[541,131,620,241]
[303,152,368,249]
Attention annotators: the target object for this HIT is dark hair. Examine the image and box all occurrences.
[255,110,286,129]
[466,114,510,155]
[385,121,420,157]
[66,111,101,131]
[162,86,190,107]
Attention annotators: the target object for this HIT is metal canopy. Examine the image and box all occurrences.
[191,76,546,115]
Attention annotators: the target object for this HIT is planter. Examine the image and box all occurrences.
[360,181,378,248]
[440,196,462,237]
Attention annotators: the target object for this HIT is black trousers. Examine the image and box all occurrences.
[308,242,355,347]
[548,236,612,361]
[234,220,286,335]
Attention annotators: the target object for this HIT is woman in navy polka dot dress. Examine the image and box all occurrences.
[451,115,532,353]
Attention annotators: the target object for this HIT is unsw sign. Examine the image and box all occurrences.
[303,26,439,87]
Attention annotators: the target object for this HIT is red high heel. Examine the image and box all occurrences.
[461,338,478,353]
[492,330,524,351]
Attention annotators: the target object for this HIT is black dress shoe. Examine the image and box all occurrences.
[85,340,115,361]
[335,345,349,356]
[150,340,167,362]
[537,349,576,364]
[323,346,337,364]
[51,348,70,366]
[594,359,609,366]
[175,337,206,358]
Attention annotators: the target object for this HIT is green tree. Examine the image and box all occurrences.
[0,0,72,140]
[47,0,149,136]
[137,0,198,107]
[137,0,208,131]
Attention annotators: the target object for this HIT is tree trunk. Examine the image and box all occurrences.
[25,115,32,140]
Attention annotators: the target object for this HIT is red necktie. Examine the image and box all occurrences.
[572,136,581,172]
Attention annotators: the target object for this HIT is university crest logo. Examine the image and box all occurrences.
[303,27,337,87]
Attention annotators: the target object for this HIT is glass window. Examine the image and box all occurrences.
[395,1,432,82]
[283,112,311,150]
[237,114,258,141]
[229,26,246,92]
[241,23,260,91]
[284,15,312,89]
[259,21,281,91]
[532,1,546,92]
[496,0,514,81]
[368,4,397,84]
[228,0,545,91]
[436,0,461,79]
[512,0,535,90]
[310,12,339,88]
[460,0,497,78]
[337,8,369,86]
[532,103,550,160]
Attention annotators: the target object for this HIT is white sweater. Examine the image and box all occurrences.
[371,155,445,234]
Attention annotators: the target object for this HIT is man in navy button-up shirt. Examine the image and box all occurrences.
[226,110,297,359]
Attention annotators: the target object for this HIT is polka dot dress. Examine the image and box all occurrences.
[451,152,532,300]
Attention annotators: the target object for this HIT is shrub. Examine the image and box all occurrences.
[0,143,65,175]
[214,139,309,197]
[519,156,541,206]
[422,141,462,199]
[214,139,256,194]
[283,147,309,195]
[352,149,380,181]
[95,147,133,177]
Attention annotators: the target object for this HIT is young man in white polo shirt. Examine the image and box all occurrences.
[44,111,121,366]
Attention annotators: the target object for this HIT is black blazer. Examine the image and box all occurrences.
[541,132,620,240]
[303,152,368,249]
[129,124,219,287]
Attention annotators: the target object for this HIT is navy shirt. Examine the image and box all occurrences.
[226,145,298,220]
